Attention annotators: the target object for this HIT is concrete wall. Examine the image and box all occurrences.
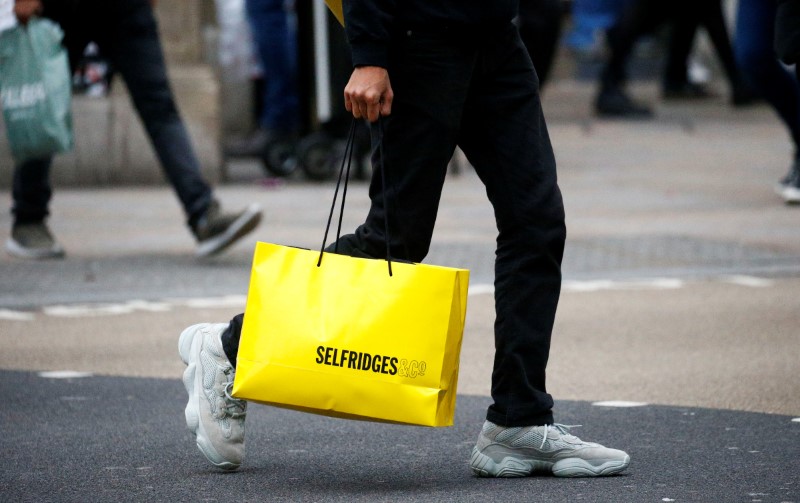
[0,0,223,188]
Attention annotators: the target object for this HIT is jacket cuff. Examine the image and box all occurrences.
[349,42,390,69]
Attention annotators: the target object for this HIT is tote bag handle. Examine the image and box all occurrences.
[317,119,395,276]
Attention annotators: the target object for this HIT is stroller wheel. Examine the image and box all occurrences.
[260,140,297,177]
[297,133,339,181]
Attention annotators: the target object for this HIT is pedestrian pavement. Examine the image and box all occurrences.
[1,79,799,502]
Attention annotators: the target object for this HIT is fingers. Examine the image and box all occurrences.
[348,93,387,122]
[379,88,393,118]
[366,98,381,123]
[344,93,353,114]
[344,91,378,121]
[343,66,392,122]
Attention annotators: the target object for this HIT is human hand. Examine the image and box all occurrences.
[13,0,42,24]
[344,66,393,122]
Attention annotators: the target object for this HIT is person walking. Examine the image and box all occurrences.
[766,0,800,204]
[223,0,300,163]
[7,0,262,259]
[594,0,753,118]
[179,0,631,477]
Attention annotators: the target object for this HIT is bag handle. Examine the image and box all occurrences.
[318,118,394,276]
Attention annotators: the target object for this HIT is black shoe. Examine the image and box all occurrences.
[594,87,653,119]
[6,222,65,259]
[662,81,712,100]
[192,199,262,257]
[731,80,761,107]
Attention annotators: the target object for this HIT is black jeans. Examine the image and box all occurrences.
[517,0,564,89]
[12,0,212,227]
[224,22,565,427]
[601,0,677,90]
[664,0,740,91]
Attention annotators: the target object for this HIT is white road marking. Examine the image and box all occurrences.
[0,309,34,321]
[792,418,800,423]
[166,295,248,309]
[719,275,774,288]
[563,278,684,292]
[43,300,172,317]
[592,400,648,407]
[38,370,93,379]
[0,275,780,321]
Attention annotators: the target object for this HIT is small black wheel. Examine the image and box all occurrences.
[260,140,297,177]
[296,133,339,181]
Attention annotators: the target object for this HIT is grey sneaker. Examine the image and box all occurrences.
[192,199,262,257]
[470,421,630,478]
[179,323,246,470]
[6,222,65,259]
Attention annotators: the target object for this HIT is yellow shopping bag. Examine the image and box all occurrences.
[233,242,469,426]
[233,120,469,426]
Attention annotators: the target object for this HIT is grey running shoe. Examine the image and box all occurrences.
[470,421,630,478]
[6,222,65,259]
[192,199,262,257]
[179,323,246,470]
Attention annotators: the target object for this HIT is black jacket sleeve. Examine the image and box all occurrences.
[343,0,395,68]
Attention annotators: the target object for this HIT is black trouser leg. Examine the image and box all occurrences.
[517,0,564,88]
[602,0,672,90]
[697,0,742,89]
[11,157,53,225]
[342,25,565,426]
[664,14,699,87]
[458,25,565,427]
[104,1,212,226]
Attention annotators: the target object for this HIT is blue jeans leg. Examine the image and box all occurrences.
[245,0,299,134]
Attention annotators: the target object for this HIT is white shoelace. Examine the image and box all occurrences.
[222,379,246,419]
[540,424,583,449]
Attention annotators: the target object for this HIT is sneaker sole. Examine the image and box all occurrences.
[781,186,800,204]
[178,325,241,471]
[195,204,262,257]
[552,455,630,477]
[5,238,65,260]
[470,447,630,478]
